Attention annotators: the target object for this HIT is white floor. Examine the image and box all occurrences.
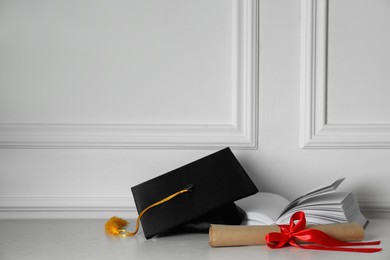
[0,219,388,260]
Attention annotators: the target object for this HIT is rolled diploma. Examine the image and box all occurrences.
[209,223,365,247]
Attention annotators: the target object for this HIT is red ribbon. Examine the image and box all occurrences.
[265,211,382,253]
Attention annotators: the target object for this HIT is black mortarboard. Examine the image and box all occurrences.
[131,147,259,239]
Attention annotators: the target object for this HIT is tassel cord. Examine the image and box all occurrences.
[106,188,190,237]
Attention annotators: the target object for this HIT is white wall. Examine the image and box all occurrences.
[0,0,389,219]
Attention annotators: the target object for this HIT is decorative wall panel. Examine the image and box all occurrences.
[301,0,390,149]
[0,0,259,149]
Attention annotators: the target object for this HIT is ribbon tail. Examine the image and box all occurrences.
[296,244,382,253]
[294,229,382,253]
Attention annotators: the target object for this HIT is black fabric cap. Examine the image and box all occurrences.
[131,147,259,239]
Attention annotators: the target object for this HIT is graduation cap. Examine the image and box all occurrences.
[105,147,258,239]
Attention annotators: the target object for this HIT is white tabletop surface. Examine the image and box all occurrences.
[0,219,388,260]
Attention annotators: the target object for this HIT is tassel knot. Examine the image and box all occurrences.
[105,216,129,236]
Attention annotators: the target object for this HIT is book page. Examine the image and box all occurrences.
[278,192,350,221]
[279,177,345,216]
[287,191,349,209]
[236,192,290,225]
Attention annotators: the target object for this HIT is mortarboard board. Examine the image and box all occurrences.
[131,147,259,239]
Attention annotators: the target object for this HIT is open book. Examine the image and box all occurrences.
[236,178,368,227]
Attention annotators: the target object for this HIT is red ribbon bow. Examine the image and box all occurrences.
[265,211,382,253]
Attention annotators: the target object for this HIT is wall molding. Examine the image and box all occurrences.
[300,0,390,149]
[1,196,389,219]
[0,197,137,219]
[0,0,259,150]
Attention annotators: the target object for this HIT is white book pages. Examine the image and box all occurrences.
[236,192,289,225]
